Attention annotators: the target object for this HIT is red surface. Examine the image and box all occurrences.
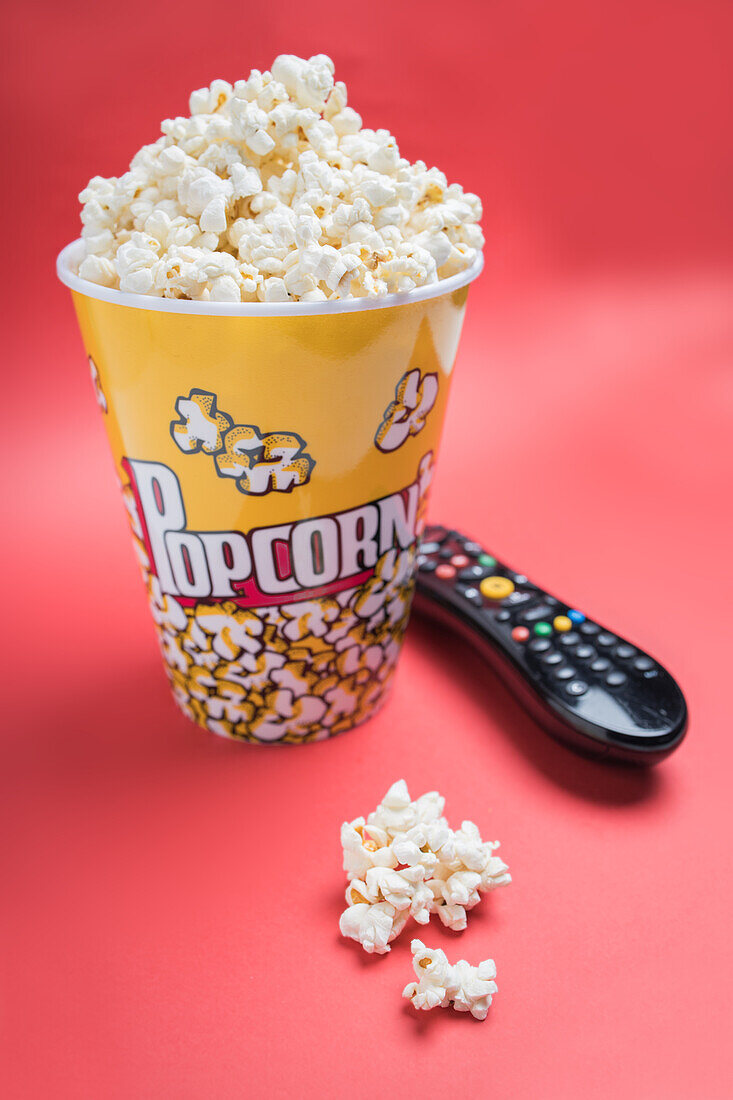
[3,2,733,1097]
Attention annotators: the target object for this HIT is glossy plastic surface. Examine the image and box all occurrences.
[414,525,688,763]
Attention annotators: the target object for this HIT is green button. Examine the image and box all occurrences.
[478,553,497,568]
[534,622,552,636]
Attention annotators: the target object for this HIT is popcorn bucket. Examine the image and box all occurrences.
[57,240,482,743]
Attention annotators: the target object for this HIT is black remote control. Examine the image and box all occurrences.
[412,525,687,764]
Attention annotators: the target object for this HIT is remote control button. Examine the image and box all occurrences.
[458,585,483,607]
[505,591,533,607]
[418,558,437,572]
[633,655,655,671]
[418,541,442,555]
[478,553,497,568]
[579,621,600,636]
[462,541,482,555]
[566,680,588,696]
[439,547,454,559]
[458,565,486,582]
[450,554,470,568]
[496,610,512,622]
[435,563,456,579]
[553,615,573,632]
[541,650,563,665]
[511,573,529,585]
[521,604,555,623]
[554,666,576,680]
[511,626,530,642]
[614,644,635,660]
[597,632,616,647]
[590,657,610,672]
[575,644,596,660]
[606,670,627,687]
[480,576,515,600]
[534,621,553,636]
[567,609,585,624]
[558,631,581,647]
[528,637,551,652]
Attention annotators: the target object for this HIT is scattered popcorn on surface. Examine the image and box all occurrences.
[77,55,483,302]
[403,939,498,1020]
[339,780,510,952]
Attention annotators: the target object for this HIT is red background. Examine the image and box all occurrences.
[3,2,733,1097]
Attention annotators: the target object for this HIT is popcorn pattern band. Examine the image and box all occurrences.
[121,452,434,743]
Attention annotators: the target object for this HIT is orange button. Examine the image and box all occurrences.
[553,615,572,632]
[480,576,515,600]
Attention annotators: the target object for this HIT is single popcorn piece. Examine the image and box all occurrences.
[403,939,498,1020]
[338,780,510,952]
[77,55,483,302]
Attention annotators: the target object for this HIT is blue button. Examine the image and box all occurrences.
[567,609,585,624]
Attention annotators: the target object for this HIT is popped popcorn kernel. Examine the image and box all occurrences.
[339,781,510,951]
[77,55,483,302]
[403,939,498,1020]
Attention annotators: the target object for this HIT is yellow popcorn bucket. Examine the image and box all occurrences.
[57,240,482,743]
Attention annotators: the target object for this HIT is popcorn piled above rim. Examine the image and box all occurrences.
[339,780,510,954]
[77,54,484,303]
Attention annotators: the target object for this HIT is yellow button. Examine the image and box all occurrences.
[553,615,572,632]
[480,576,515,600]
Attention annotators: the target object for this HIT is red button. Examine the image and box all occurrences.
[435,564,456,579]
[450,554,470,568]
[511,626,530,642]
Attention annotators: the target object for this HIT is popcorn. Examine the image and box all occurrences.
[77,55,483,302]
[339,781,510,951]
[403,940,498,1020]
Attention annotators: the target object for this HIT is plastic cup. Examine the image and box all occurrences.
[57,239,482,743]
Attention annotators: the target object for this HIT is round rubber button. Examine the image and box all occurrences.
[458,586,483,607]
[435,563,456,579]
[462,541,482,555]
[496,610,512,622]
[634,656,654,671]
[541,650,563,665]
[553,615,573,632]
[458,565,486,582]
[614,644,635,659]
[533,621,552,636]
[528,637,551,652]
[567,609,585,624]
[480,576,515,600]
[590,657,610,672]
[450,554,470,568]
[554,666,576,680]
[566,680,588,696]
[418,541,441,555]
[418,559,437,572]
[606,671,627,686]
[575,644,595,660]
[579,621,600,636]
[597,632,616,647]
[558,631,581,647]
[478,553,497,568]
[511,626,530,642]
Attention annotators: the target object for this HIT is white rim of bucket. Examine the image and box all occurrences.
[57,238,483,318]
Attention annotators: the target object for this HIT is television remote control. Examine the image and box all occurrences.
[412,525,687,764]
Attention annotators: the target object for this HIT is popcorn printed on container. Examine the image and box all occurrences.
[403,939,498,1020]
[375,369,438,453]
[77,54,484,303]
[338,780,510,952]
[116,454,435,743]
[89,356,107,413]
[171,387,315,495]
